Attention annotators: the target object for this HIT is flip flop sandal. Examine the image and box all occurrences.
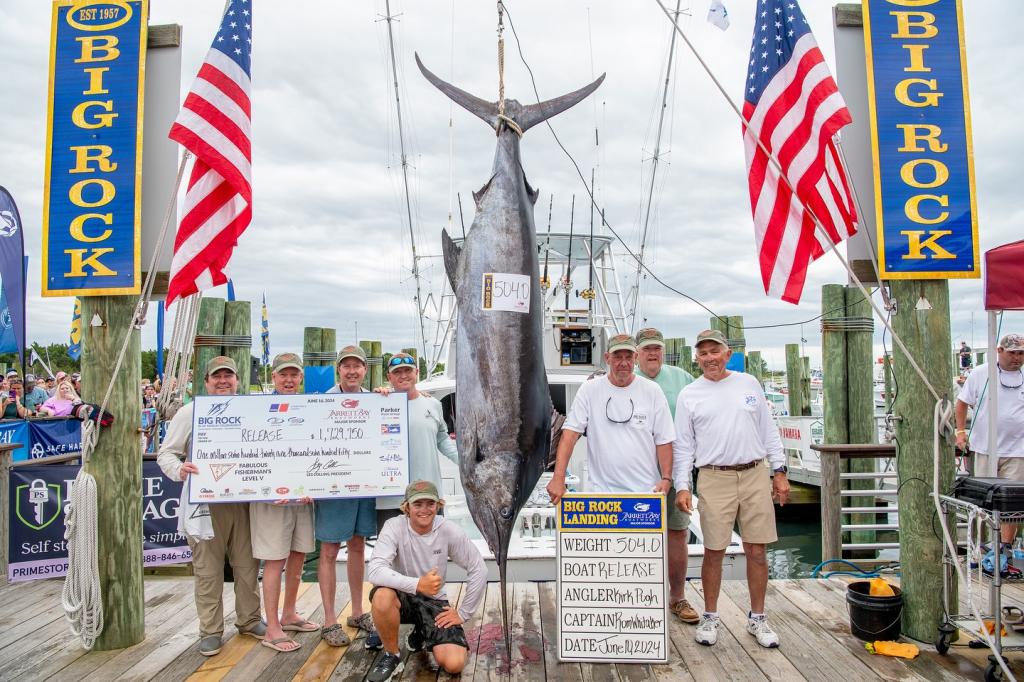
[321,624,351,647]
[261,637,301,652]
[1002,606,1024,626]
[282,618,320,632]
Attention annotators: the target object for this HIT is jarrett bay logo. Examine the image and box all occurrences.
[0,210,19,238]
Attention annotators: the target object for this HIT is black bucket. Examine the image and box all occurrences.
[846,581,902,642]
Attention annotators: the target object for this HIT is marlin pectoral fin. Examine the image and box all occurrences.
[441,228,462,292]
[416,53,499,131]
[518,73,606,132]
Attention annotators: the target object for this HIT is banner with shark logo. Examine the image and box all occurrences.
[0,187,26,360]
[7,461,189,582]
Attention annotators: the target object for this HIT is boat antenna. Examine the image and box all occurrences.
[628,0,685,333]
[564,194,575,312]
[382,0,428,363]
[584,168,596,312]
[541,193,553,292]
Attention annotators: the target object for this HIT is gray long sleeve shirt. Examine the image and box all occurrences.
[367,515,487,622]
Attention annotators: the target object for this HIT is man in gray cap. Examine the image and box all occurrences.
[547,332,676,505]
[673,329,788,649]
[634,327,698,624]
[23,374,49,413]
[251,353,318,653]
[316,345,380,646]
[157,356,264,656]
[957,333,1024,570]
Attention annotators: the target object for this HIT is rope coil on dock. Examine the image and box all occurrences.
[726,338,745,349]
[193,334,253,348]
[665,353,680,363]
[820,316,875,333]
[365,357,384,366]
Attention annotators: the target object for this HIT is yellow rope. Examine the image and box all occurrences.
[497,1,507,130]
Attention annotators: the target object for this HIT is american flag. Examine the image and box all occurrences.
[743,0,856,304]
[166,1,253,306]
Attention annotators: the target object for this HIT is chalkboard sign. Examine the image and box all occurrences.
[557,492,668,664]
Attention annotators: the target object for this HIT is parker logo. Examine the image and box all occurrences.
[15,478,62,531]
[380,423,401,434]
[341,398,360,408]
[206,398,234,417]
[269,403,289,413]
[209,463,237,481]
[267,417,285,425]
[287,417,305,425]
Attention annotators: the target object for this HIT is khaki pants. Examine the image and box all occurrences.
[188,502,262,636]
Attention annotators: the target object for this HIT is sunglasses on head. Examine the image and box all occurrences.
[388,356,416,369]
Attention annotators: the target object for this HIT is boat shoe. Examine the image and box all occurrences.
[670,599,700,624]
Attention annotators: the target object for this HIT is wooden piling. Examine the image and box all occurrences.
[370,341,383,387]
[359,341,373,390]
[801,357,812,416]
[81,296,144,649]
[821,284,849,446]
[891,280,956,641]
[223,300,251,395]
[728,316,745,371]
[976,351,985,366]
[785,344,802,417]
[681,344,694,376]
[884,353,894,412]
[194,297,225,396]
[846,286,877,550]
[748,350,763,387]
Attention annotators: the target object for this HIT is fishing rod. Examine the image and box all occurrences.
[541,193,553,292]
[563,194,575,312]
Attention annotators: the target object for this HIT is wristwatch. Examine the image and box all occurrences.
[773,466,788,475]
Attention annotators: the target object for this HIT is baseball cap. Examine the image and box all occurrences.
[337,345,367,365]
[205,355,238,377]
[695,329,729,349]
[635,328,665,349]
[5,370,17,378]
[607,333,637,354]
[404,480,440,504]
[25,374,35,383]
[387,352,417,374]
[55,371,67,380]
[1000,333,1024,352]
[272,352,303,373]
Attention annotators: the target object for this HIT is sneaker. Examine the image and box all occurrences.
[694,614,720,646]
[407,628,424,652]
[670,599,700,624]
[365,630,383,650]
[366,651,404,682]
[199,635,222,656]
[747,613,780,648]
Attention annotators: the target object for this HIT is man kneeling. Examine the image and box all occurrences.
[365,481,486,681]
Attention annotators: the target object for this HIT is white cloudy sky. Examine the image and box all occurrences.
[1,0,1020,372]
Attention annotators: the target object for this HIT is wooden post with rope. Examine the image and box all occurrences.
[193,298,225,397]
[81,296,144,649]
[359,340,373,390]
[846,286,877,551]
[223,301,252,395]
[892,280,956,641]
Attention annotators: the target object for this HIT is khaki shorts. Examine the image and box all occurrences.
[667,487,691,532]
[249,503,315,560]
[975,455,1024,480]
[696,466,777,551]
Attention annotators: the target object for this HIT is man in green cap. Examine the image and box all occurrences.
[157,356,265,656]
[316,345,380,646]
[547,331,676,518]
[634,327,698,624]
[365,480,486,681]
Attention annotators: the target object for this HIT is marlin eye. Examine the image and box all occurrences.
[499,506,513,519]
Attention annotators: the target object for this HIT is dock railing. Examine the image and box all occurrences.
[815,442,899,565]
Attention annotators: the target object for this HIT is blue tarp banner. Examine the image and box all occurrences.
[27,419,82,460]
[7,461,190,582]
[0,286,18,354]
[0,187,25,360]
[304,366,335,394]
[0,421,29,461]
[726,352,745,372]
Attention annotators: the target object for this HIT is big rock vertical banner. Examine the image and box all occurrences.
[42,0,148,296]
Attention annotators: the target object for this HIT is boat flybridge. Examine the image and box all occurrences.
[413,231,747,581]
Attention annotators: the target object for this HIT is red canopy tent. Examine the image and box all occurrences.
[978,240,1024,475]
[985,239,1024,311]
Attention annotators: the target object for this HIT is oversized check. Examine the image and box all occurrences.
[187,393,410,504]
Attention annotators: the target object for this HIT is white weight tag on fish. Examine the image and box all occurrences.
[481,273,531,313]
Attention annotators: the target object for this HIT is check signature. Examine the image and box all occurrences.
[306,458,346,475]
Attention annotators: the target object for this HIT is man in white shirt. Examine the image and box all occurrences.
[957,333,1024,554]
[673,329,789,649]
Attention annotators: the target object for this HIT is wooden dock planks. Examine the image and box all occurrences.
[3,576,1023,681]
